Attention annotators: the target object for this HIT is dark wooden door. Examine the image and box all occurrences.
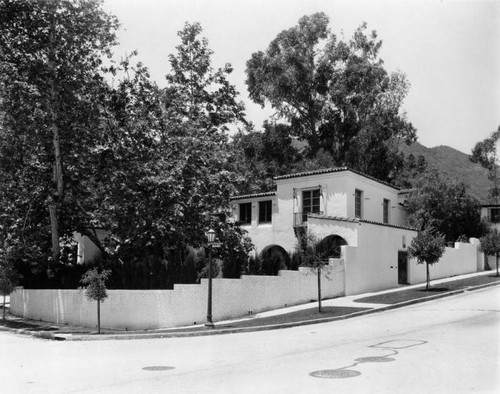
[398,251,408,285]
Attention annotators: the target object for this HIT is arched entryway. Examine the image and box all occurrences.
[260,245,291,275]
[316,235,348,258]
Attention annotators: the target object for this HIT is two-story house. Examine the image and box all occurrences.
[231,167,410,254]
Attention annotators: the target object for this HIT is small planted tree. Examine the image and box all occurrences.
[80,268,111,334]
[0,261,17,321]
[479,228,500,276]
[408,227,446,291]
[296,232,332,312]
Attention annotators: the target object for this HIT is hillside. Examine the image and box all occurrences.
[400,141,491,203]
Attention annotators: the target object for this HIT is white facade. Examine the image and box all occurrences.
[230,168,409,255]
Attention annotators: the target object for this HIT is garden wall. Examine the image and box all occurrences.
[10,263,345,330]
[408,238,481,284]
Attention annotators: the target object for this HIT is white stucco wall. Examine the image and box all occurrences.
[10,266,344,330]
[344,222,418,295]
[408,239,481,284]
[308,217,359,247]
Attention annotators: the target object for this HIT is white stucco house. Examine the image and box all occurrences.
[11,166,490,330]
[230,167,486,294]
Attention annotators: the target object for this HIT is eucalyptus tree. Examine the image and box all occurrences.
[0,0,119,276]
[246,13,416,181]
[470,126,500,203]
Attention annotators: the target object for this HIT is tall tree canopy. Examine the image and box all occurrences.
[0,0,119,280]
[246,13,416,182]
[405,170,486,243]
[0,5,252,288]
[470,126,500,203]
[89,23,251,288]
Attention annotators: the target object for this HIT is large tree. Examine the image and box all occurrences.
[230,121,304,194]
[0,0,118,280]
[91,23,251,288]
[246,13,416,181]
[405,170,486,243]
[470,126,500,203]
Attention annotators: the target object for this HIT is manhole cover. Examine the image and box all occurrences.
[142,366,175,371]
[310,369,361,379]
[355,356,395,363]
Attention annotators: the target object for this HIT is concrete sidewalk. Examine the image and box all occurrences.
[1,269,499,341]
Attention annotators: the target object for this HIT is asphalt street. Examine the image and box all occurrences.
[1,286,499,393]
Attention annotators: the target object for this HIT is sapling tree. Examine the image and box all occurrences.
[479,228,500,276]
[80,268,111,334]
[295,232,332,312]
[407,227,446,291]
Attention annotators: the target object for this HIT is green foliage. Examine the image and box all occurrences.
[408,226,445,290]
[230,122,304,194]
[295,232,333,270]
[219,224,254,279]
[80,268,111,302]
[479,228,500,276]
[0,0,119,278]
[294,231,333,312]
[405,170,486,243]
[0,260,17,296]
[259,246,290,276]
[470,126,500,203]
[408,227,446,267]
[242,255,264,276]
[394,153,428,189]
[164,21,245,132]
[245,13,416,181]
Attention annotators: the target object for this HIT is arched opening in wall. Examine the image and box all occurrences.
[259,245,291,275]
[316,235,348,258]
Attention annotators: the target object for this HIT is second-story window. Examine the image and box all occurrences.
[259,200,272,223]
[239,203,252,224]
[355,189,363,219]
[383,199,390,224]
[302,189,320,222]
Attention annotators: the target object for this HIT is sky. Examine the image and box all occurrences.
[103,0,499,154]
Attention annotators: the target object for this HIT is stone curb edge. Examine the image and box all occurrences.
[2,280,499,341]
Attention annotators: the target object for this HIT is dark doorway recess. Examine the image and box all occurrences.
[398,251,408,285]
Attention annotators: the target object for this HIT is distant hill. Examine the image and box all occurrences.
[400,141,491,203]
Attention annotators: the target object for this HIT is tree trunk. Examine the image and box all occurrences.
[48,203,59,269]
[48,16,63,267]
[317,267,322,313]
[496,253,499,277]
[97,300,101,334]
[426,262,430,291]
[2,294,5,321]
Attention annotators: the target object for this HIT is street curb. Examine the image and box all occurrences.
[56,280,500,341]
[0,325,62,341]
